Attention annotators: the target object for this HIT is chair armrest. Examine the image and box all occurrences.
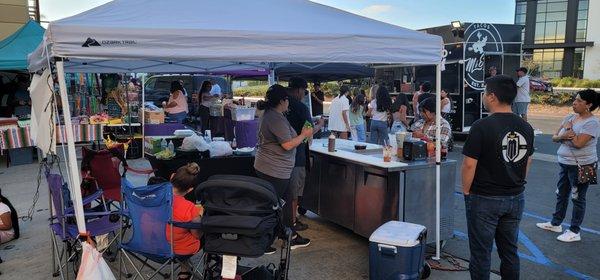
[124,166,155,175]
[63,191,104,215]
[171,221,203,230]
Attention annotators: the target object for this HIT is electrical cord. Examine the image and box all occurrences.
[425,244,502,276]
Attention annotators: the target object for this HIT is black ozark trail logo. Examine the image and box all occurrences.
[501,131,528,163]
[464,23,503,90]
[82,38,101,47]
[82,38,137,47]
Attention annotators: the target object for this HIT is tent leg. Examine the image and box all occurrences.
[268,69,276,86]
[56,60,87,235]
[433,63,442,261]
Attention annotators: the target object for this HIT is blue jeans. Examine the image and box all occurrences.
[369,120,389,145]
[390,121,407,134]
[350,123,366,142]
[168,111,187,123]
[551,163,590,234]
[465,193,524,280]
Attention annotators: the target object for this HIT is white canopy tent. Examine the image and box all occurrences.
[28,0,446,262]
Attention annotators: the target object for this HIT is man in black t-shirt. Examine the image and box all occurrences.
[462,75,534,280]
[310,82,325,116]
[286,77,324,236]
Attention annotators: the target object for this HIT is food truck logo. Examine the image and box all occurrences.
[501,131,528,163]
[464,23,503,90]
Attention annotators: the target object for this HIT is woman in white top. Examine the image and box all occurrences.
[367,86,392,145]
[441,89,452,114]
[0,190,17,244]
[328,86,351,139]
[536,89,600,242]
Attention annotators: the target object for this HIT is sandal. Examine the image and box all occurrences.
[177,271,192,280]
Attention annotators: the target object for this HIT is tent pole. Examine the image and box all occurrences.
[268,69,275,86]
[434,63,442,261]
[141,75,145,159]
[56,60,87,235]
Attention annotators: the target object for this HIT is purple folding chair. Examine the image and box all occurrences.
[46,171,121,279]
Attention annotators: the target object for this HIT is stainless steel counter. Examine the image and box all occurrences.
[305,139,456,243]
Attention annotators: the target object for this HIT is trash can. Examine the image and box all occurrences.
[369,221,429,280]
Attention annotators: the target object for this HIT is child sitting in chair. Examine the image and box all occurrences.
[166,163,203,280]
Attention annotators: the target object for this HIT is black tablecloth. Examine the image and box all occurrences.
[146,151,256,184]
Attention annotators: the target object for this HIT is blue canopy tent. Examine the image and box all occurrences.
[0,20,44,71]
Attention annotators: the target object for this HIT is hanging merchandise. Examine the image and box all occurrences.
[106,86,127,118]
[100,73,121,105]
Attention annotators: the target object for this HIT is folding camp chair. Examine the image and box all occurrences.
[118,179,203,280]
[81,146,153,203]
[46,169,121,279]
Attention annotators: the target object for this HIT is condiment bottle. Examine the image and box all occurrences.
[328,133,336,152]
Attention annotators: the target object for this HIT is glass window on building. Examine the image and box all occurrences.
[576,0,589,42]
[535,0,568,44]
[533,48,563,79]
[515,1,527,24]
[573,48,585,78]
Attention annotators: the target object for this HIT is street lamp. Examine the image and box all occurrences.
[451,21,465,38]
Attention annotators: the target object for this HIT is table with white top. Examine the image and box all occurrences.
[305,138,456,243]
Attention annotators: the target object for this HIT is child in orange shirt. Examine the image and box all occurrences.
[166,163,203,279]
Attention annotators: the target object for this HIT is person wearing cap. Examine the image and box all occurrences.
[286,77,324,234]
[410,97,452,147]
[513,67,531,121]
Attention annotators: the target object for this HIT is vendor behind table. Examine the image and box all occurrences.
[162,81,188,123]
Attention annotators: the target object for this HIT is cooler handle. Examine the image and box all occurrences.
[378,244,397,255]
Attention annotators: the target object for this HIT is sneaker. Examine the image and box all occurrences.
[536,222,562,233]
[290,234,311,250]
[264,246,276,255]
[293,220,308,231]
[557,230,581,242]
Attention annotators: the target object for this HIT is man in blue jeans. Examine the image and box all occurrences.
[462,75,534,280]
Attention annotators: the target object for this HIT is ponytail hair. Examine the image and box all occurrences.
[578,89,600,111]
[171,163,200,193]
[257,84,288,110]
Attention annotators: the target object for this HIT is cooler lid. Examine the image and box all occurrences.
[369,221,426,247]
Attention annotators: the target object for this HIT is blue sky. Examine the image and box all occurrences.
[40,0,516,30]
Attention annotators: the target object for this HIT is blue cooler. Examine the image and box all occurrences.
[369,221,427,280]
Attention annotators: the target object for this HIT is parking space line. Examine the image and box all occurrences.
[454,192,600,236]
[453,230,597,279]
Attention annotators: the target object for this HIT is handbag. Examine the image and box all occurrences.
[569,147,598,185]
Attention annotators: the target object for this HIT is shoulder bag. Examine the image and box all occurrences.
[569,147,598,185]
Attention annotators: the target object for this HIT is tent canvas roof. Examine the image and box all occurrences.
[0,20,44,70]
[29,0,442,73]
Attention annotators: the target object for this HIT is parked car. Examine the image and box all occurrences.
[530,78,553,92]
[143,74,230,106]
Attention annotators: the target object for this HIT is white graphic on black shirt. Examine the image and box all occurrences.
[501,131,528,163]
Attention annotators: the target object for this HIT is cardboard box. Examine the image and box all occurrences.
[141,109,165,124]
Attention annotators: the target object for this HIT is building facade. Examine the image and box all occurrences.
[516,0,598,79]
[0,0,29,41]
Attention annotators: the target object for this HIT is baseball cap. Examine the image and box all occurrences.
[288,77,308,89]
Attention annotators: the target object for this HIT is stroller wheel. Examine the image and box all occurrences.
[420,262,431,279]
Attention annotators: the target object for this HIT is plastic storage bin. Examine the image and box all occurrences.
[8,147,34,166]
[369,221,429,280]
[231,108,256,121]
